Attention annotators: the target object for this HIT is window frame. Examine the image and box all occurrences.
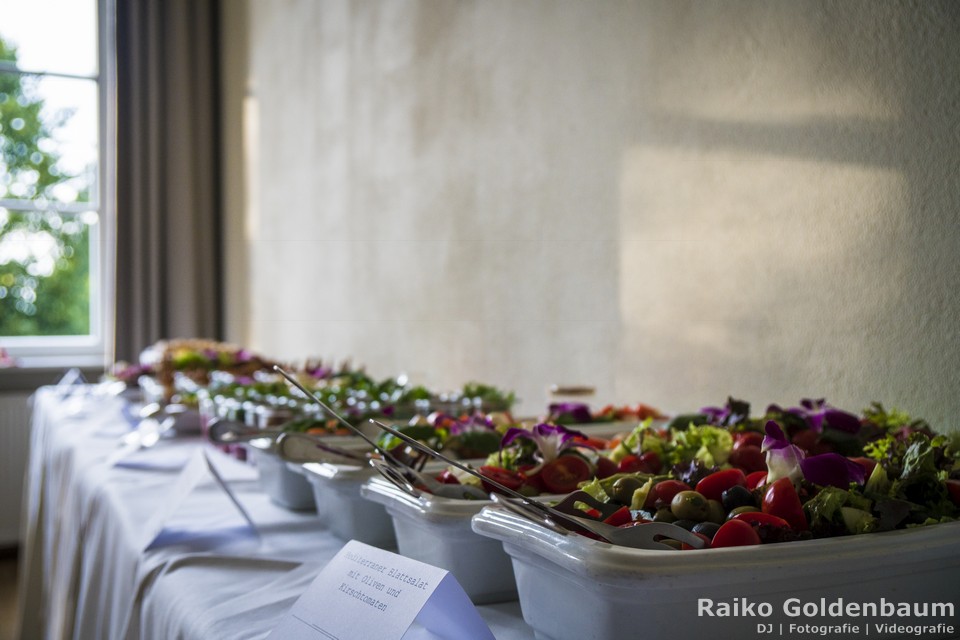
[0,0,115,370]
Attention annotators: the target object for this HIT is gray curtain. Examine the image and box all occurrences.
[114,0,222,362]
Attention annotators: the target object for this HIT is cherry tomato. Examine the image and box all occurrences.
[638,451,662,473]
[790,429,819,453]
[517,464,546,492]
[596,404,616,417]
[429,412,459,430]
[695,469,747,502]
[619,451,661,474]
[618,518,652,527]
[435,469,461,485]
[573,435,610,449]
[595,455,619,479]
[478,465,526,494]
[745,470,768,491]
[651,479,691,508]
[711,519,761,548]
[733,432,764,450]
[635,403,665,419]
[617,454,643,473]
[681,532,712,551]
[539,455,593,494]
[946,479,960,507]
[849,456,877,478]
[729,445,766,473]
[762,477,808,531]
[602,506,633,527]
[731,511,791,529]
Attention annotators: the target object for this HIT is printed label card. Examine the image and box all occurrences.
[267,540,494,640]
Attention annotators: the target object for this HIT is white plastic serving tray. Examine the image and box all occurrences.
[299,460,398,548]
[471,507,960,640]
[361,476,520,605]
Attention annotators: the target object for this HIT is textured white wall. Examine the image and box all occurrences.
[226,1,960,428]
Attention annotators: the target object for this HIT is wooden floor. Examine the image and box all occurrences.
[0,551,17,640]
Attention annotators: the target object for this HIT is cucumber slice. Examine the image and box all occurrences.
[840,506,878,535]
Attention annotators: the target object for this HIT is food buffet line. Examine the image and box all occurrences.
[17,340,960,640]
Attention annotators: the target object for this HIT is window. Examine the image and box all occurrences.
[0,0,114,368]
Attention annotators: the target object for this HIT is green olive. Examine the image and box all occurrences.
[727,505,760,520]
[611,476,647,505]
[653,507,677,523]
[670,490,710,522]
[705,499,726,525]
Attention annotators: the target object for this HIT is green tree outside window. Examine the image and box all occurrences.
[0,34,92,336]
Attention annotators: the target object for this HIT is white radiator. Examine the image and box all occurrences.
[0,392,32,547]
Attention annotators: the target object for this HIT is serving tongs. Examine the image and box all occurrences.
[207,419,284,445]
[207,419,367,462]
[272,367,487,499]
[488,493,705,551]
[365,417,705,550]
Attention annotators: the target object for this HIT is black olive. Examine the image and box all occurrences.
[692,521,721,539]
[721,484,757,512]
[672,519,698,531]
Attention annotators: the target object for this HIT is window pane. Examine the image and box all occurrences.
[0,74,98,205]
[0,0,98,77]
[0,207,94,337]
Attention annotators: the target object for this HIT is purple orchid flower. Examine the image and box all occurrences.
[768,398,860,434]
[500,423,587,474]
[700,397,750,427]
[448,414,495,436]
[700,405,730,425]
[547,402,592,424]
[762,420,866,487]
[799,453,866,488]
[761,421,805,484]
[306,364,333,379]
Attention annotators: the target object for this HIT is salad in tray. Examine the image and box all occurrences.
[548,401,666,426]
[377,411,511,461]
[376,397,667,478]
[419,397,960,550]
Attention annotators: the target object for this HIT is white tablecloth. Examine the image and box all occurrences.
[17,387,534,639]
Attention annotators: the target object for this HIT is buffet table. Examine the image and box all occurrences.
[17,386,534,639]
